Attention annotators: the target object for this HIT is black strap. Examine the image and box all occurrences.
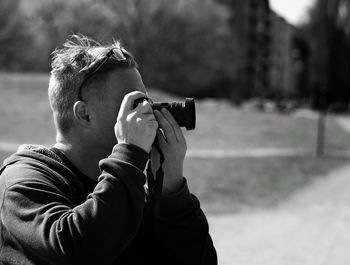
[146,137,164,230]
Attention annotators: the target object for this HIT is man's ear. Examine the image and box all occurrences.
[73,101,91,127]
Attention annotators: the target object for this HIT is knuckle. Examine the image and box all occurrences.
[134,93,147,101]
[130,91,144,97]
[126,91,146,103]
[124,92,135,102]
[126,112,137,122]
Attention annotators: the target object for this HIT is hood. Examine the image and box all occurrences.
[0,144,83,192]
[2,144,63,169]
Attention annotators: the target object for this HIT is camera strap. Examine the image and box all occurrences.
[146,137,164,231]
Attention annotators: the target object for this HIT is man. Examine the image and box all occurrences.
[0,35,217,264]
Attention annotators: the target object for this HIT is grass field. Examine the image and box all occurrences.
[1,72,350,215]
[185,156,348,214]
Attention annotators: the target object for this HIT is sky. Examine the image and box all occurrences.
[269,0,316,25]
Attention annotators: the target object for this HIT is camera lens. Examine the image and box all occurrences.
[185,98,196,130]
[152,98,196,130]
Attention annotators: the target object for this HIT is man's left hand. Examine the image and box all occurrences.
[151,108,187,194]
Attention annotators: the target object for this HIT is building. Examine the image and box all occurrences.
[216,0,271,101]
[216,0,298,102]
[269,12,297,99]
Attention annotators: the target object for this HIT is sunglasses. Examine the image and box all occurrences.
[77,48,129,101]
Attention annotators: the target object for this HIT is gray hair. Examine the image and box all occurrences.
[48,34,137,134]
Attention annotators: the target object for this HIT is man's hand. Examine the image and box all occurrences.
[152,108,187,194]
[115,91,158,153]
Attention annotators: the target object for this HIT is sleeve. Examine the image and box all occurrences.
[156,178,217,265]
[0,143,148,265]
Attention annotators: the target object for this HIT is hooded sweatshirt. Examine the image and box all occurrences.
[0,144,216,265]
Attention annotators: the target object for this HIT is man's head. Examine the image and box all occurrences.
[49,34,146,151]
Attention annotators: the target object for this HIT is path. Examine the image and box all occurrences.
[207,115,350,265]
[208,163,350,265]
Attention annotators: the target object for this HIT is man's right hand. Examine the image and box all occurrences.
[115,91,158,153]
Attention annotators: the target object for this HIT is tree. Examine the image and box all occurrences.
[305,0,350,107]
[99,0,235,97]
[0,0,34,70]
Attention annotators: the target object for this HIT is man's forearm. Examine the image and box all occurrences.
[1,144,149,264]
[155,180,217,264]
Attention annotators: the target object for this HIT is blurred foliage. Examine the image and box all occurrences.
[0,0,238,98]
[0,0,36,70]
[301,0,350,107]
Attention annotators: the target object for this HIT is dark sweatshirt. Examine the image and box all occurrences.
[0,144,216,265]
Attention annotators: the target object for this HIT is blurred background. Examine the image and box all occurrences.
[2,0,350,264]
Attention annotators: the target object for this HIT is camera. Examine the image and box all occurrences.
[133,97,196,130]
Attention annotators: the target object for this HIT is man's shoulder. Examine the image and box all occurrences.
[0,144,74,189]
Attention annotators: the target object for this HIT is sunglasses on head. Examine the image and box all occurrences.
[77,48,129,101]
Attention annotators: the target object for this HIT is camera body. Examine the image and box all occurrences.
[134,97,196,130]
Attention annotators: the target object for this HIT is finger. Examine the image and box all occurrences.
[154,110,176,143]
[160,108,186,143]
[156,129,167,148]
[150,145,160,175]
[119,91,147,116]
[137,100,153,115]
[151,144,160,159]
